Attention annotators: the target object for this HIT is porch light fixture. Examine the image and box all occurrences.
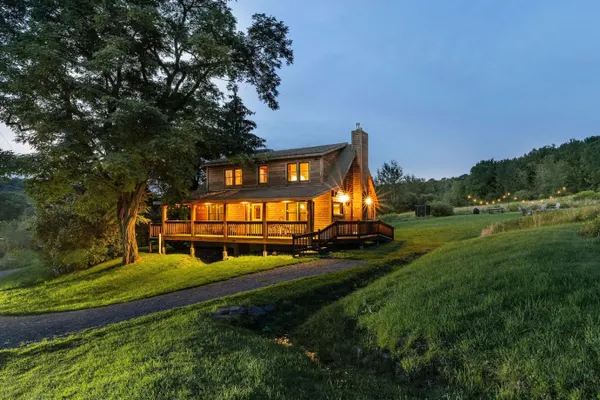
[365,197,373,206]
[339,193,350,203]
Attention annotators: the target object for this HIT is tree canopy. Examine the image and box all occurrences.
[375,136,600,212]
[0,0,293,264]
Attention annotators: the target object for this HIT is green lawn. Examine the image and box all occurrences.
[331,212,520,262]
[3,213,598,398]
[0,253,301,315]
[299,222,600,398]
[0,261,408,400]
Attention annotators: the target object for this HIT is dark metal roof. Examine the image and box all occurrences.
[202,143,348,166]
[188,185,333,202]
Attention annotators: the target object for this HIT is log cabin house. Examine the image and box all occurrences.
[149,124,394,257]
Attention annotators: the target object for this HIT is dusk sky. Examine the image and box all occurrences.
[2,0,600,179]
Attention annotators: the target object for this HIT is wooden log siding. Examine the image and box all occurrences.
[313,191,332,230]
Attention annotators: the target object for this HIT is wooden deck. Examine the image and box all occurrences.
[150,221,308,245]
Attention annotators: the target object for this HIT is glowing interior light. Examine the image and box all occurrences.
[365,197,373,206]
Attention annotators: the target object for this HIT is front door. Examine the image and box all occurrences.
[251,203,263,221]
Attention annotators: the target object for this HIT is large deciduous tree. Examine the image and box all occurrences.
[0,0,293,264]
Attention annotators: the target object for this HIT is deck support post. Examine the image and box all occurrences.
[223,203,228,240]
[190,242,195,257]
[263,244,268,257]
[262,202,267,240]
[161,205,167,235]
[149,240,153,253]
[158,233,162,255]
[190,204,196,237]
[222,244,229,260]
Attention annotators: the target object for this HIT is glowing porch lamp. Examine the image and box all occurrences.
[339,193,350,204]
[365,197,373,206]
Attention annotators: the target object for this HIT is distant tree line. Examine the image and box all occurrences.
[375,136,600,212]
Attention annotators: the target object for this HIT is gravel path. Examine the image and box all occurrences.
[0,258,366,349]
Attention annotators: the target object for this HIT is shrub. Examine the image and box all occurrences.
[572,190,600,201]
[35,199,121,274]
[580,216,600,237]
[430,202,454,217]
[0,248,44,270]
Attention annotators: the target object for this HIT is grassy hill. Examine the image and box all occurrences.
[2,212,600,398]
[0,253,302,314]
[299,221,600,398]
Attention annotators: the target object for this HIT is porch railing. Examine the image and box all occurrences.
[150,221,309,239]
[227,221,263,237]
[267,221,308,238]
[194,221,224,236]
[163,220,191,235]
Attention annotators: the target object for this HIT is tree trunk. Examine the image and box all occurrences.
[118,182,147,265]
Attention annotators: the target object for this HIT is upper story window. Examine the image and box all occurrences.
[287,162,309,182]
[259,165,268,184]
[225,168,242,186]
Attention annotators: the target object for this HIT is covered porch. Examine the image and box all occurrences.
[150,200,313,244]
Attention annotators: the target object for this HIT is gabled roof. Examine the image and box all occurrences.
[188,185,331,202]
[202,143,348,167]
[326,144,356,188]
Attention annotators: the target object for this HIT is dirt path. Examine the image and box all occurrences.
[0,258,366,349]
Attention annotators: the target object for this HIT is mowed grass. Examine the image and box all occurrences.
[299,223,600,398]
[0,253,301,315]
[331,212,520,262]
[0,262,409,400]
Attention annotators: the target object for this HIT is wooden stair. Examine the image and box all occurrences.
[292,220,394,256]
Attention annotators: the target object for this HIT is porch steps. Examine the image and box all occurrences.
[292,220,394,256]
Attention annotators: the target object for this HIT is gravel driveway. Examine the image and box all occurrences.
[0,258,366,349]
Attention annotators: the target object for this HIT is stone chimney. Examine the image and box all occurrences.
[351,123,369,191]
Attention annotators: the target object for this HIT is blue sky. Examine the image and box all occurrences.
[2,0,600,179]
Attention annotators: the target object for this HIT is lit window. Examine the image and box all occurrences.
[225,169,233,186]
[259,165,268,184]
[287,163,297,182]
[286,202,307,221]
[234,168,242,185]
[207,204,223,221]
[299,162,309,181]
[333,202,344,216]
